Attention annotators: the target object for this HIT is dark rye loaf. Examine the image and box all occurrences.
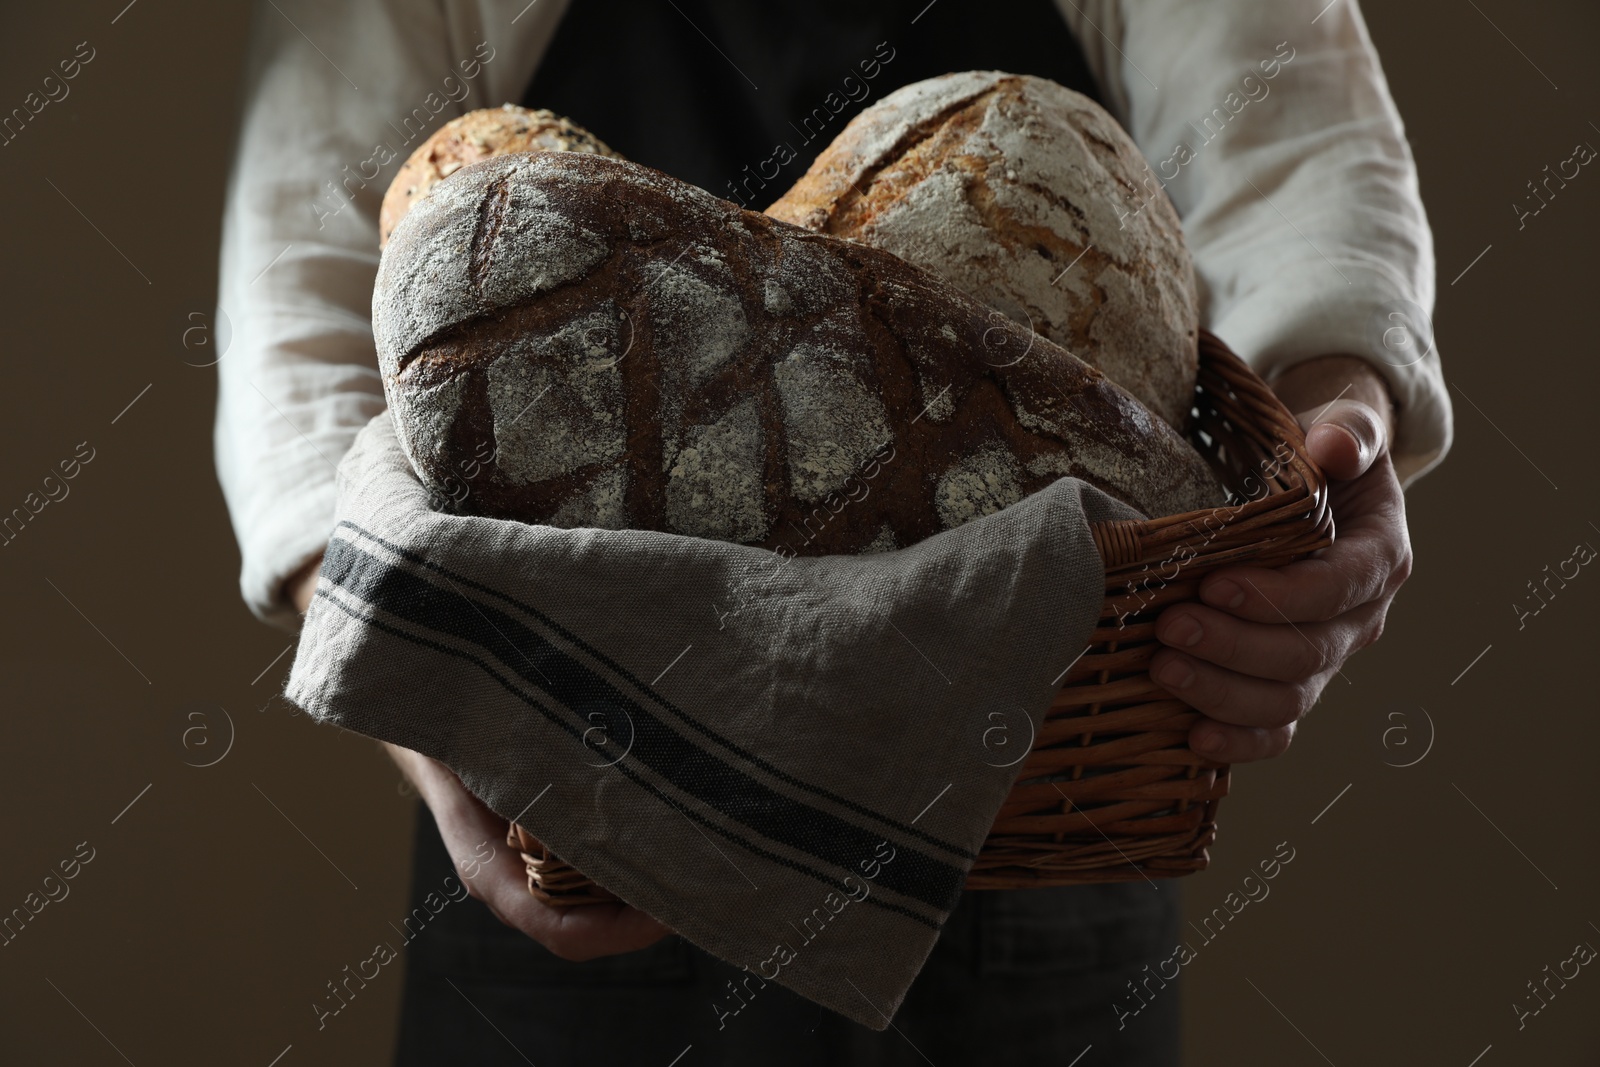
[373,151,1222,557]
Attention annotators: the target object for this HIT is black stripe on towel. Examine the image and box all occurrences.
[321,536,967,916]
[311,587,943,931]
[336,520,978,863]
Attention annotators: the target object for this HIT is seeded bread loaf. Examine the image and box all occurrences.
[378,104,620,248]
[767,72,1200,432]
[374,151,1222,556]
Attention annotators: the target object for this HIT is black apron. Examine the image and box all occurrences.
[395,2,1181,1062]
[516,0,1105,197]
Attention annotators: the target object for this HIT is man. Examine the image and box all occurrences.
[216,0,1449,1061]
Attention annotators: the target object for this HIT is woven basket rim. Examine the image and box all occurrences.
[1089,329,1330,574]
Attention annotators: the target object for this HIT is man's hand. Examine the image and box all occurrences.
[1151,355,1413,763]
[383,742,672,962]
[287,556,671,961]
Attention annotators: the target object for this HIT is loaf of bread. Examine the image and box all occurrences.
[378,104,620,248]
[768,72,1199,432]
[374,150,1222,556]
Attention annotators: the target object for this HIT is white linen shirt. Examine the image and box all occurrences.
[215,0,1453,629]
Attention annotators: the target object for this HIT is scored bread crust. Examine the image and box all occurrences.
[378,104,621,248]
[767,72,1199,432]
[375,152,1222,555]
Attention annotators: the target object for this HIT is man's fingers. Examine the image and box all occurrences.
[419,760,670,961]
[1196,445,1409,626]
[1150,646,1330,730]
[509,898,670,961]
[549,903,671,959]
[470,829,669,960]
[1199,519,1405,625]
[1298,398,1387,481]
[1199,555,1379,627]
[1189,719,1296,764]
[1305,422,1364,481]
[1155,601,1383,682]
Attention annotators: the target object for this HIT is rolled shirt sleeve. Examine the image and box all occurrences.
[214,0,561,628]
[1058,0,1453,488]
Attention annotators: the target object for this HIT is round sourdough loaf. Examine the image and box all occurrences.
[767,72,1199,431]
[374,151,1222,556]
[378,104,620,248]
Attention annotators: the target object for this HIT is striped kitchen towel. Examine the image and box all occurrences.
[284,409,1135,1030]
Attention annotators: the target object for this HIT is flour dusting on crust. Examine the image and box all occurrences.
[375,161,611,369]
[773,343,892,504]
[664,396,768,541]
[388,372,469,472]
[486,305,624,485]
[862,524,900,553]
[650,261,751,388]
[549,468,628,529]
[937,445,1025,528]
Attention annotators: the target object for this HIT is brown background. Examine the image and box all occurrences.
[0,1,1593,1064]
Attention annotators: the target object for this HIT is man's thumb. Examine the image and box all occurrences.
[1298,398,1388,481]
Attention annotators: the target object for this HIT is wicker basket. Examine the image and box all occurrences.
[510,330,1332,904]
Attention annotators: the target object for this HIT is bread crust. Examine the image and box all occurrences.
[375,152,1221,554]
[378,103,620,248]
[767,72,1199,431]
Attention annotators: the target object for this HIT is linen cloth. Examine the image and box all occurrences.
[216,0,1453,630]
[284,410,1142,1029]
